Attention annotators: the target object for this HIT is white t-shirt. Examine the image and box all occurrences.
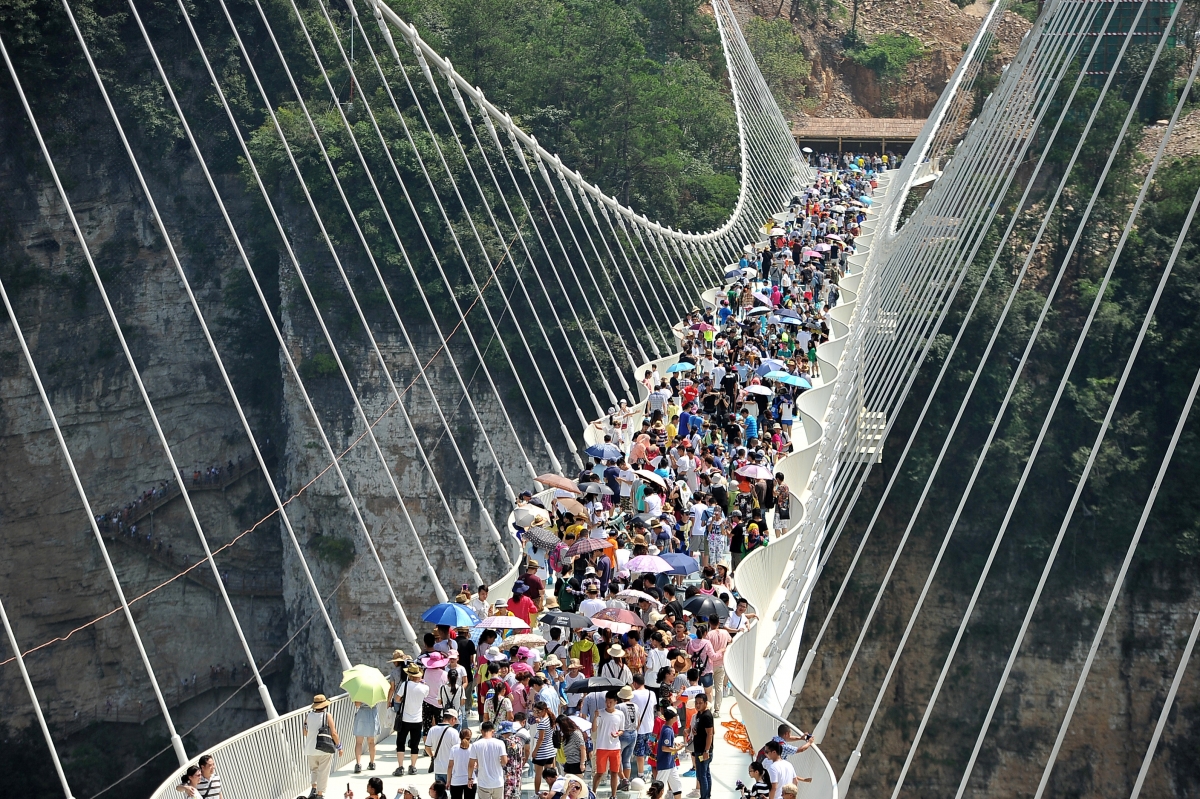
[726,612,747,633]
[470,737,509,789]
[631,688,656,734]
[618,469,636,497]
[448,745,473,786]
[425,724,461,773]
[579,598,607,618]
[593,708,625,751]
[766,758,796,799]
[398,680,430,723]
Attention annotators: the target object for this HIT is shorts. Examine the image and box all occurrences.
[690,534,706,553]
[532,757,556,766]
[634,732,656,757]
[565,763,584,775]
[595,748,622,774]
[699,673,714,688]
[663,766,683,795]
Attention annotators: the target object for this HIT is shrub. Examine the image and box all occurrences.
[845,32,927,80]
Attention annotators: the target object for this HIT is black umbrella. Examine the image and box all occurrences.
[539,611,592,629]
[682,595,730,621]
[565,676,627,694]
[581,483,614,496]
[524,526,562,550]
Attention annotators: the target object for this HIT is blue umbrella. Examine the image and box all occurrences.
[776,374,812,389]
[775,308,803,320]
[848,164,861,172]
[666,362,695,373]
[763,370,791,381]
[422,603,481,627]
[858,195,873,205]
[585,442,622,460]
[769,315,806,326]
[756,359,785,376]
[661,553,700,576]
[724,268,742,280]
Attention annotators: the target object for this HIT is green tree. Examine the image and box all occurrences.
[744,18,811,114]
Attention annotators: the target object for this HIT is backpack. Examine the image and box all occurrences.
[689,644,708,675]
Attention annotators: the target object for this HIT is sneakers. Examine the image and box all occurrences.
[393,767,405,777]
[408,765,417,776]
[368,762,376,771]
[354,764,362,774]
[681,769,696,778]
[617,779,630,792]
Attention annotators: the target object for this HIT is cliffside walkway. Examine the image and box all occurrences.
[96,449,282,597]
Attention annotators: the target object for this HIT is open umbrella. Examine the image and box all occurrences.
[615,589,663,608]
[826,233,844,240]
[422,602,481,628]
[769,314,806,327]
[634,469,669,489]
[756,359,785,376]
[745,385,774,396]
[858,195,873,205]
[776,374,812,389]
[340,664,391,706]
[566,536,609,557]
[580,483,615,496]
[475,616,531,630]
[565,676,626,694]
[801,146,813,153]
[682,595,730,621]
[753,292,772,305]
[524,526,562,550]
[802,249,821,258]
[589,607,645,627]
[514,506,550,528]
[540,611,592,629]
[592,618,636,634]
[690,322,716,332]
[508,633,547,649]
[764,370,792,381]
[630,513,659,527]
[585,443,623,460]
[776,308,803,320]
[666,362,695,373]
[746,306,771,317]
[535,473,579,493]
[724,267,743,280]
[815,243,832,252]
[661,553,700,576]
[737,464,775,480]
[557,498,588,518]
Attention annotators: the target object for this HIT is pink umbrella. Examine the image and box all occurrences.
[803,249,821,258]
[625,554,674,574]
[690,322,716,332]
[475,616,531,630]
[815,243,832,252]
[590,607,646,627]
[736,464,775,480]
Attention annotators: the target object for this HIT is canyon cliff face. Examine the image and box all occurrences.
[0,87,546,766]
[791,476,1200,798]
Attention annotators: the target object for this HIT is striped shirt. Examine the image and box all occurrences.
[534,716,556,760]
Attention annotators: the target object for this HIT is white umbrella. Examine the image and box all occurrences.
[634,469,669,489]
[745,385,774,396]
[801,146,813,154]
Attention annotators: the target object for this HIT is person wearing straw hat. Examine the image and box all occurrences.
[599,645,632,685]
[302,694,340,799]
[395,664,429,776]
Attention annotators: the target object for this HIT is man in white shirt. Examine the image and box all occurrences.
[424,709,461,783]
[394,665,430,776]
[468,586,490,619]
[468,721,510,799]
[579,585,607,620]
[724,598,756,635]
[630,675,657,778]
[763,741,798,799]
[592,693,626,799]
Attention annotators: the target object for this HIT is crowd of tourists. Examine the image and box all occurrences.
[288,162,878,799]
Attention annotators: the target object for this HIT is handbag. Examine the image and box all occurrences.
[315,712,337,754]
